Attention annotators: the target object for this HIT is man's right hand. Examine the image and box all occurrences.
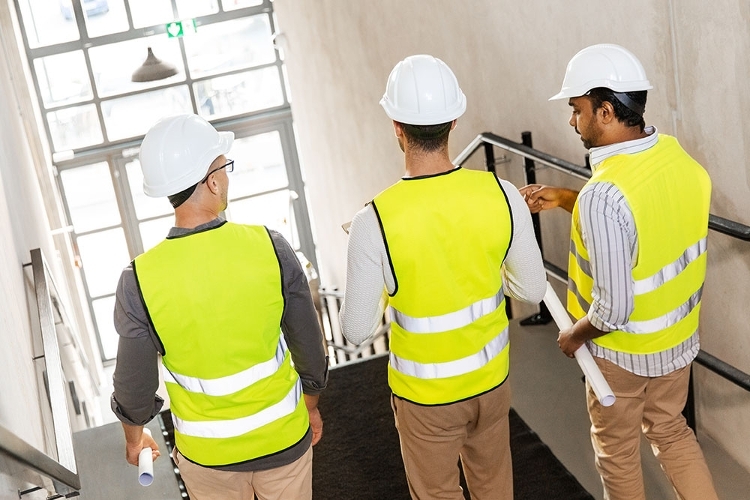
[308,406,323,445]
[304,394,323,445]
[519,184,579,214]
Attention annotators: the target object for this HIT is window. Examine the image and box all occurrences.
[16,0,316,362]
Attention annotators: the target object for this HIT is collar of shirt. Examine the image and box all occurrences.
[168,216,225,238]
[589,125,658,171]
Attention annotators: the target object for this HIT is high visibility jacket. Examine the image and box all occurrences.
[373,167,513,405]
[567,135,711,354]
[134,222,309,466]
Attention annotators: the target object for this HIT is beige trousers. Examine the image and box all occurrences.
[588,358,718,500]
[391,381,512,500]
[172,446,312,500]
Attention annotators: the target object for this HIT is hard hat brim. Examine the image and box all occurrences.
[380,94,466,125]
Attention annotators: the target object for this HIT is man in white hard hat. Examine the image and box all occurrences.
[341,54,546,499]
[111,113,327,500]
[521,44,718,500]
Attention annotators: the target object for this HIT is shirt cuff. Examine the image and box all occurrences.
[111,394,164,426]
[587,310,618,333]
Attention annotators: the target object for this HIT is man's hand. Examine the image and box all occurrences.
[123,424,161,466]
[308,406,323,445]
[519,184,579,213]
[557,327,585,358]
[557,317,608,358]
[304,394,323,445]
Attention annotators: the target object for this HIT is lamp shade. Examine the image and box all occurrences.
[131,47,178,83]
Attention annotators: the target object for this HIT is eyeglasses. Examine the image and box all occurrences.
[200,159,234,184]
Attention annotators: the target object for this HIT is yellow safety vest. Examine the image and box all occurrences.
[134,222,309,466]
[567,135,711,354]
[373,167,513,405]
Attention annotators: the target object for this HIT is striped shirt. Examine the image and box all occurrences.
[582,126,699,377]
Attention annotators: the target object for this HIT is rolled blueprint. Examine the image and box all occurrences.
[543,282,616,407]
[138,427,154,486]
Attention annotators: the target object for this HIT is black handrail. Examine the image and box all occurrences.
[454,131,750,428]
[455,132,750,242]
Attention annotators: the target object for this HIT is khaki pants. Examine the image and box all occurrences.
[391,381,512,500]
[172,446,312,500]
[587,358,718,500]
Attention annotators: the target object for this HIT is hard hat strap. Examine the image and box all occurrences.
[401,122,452,140]
[612,92,645,116]
[168,183,198,208]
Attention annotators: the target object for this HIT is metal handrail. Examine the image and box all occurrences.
[0,249,82,494]
[0,424,80,491]
[453,131,750,396]
[455,132,750,242]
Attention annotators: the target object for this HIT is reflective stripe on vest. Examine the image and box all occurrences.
[172,381,302,439]
[633,238,706,294]
[390,326,509,379]
[163,336,288,397]
[391,286,505,334]
[569,237,706,334]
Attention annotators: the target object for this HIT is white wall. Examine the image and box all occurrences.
[0,0,104,496]
[275,0,750,477]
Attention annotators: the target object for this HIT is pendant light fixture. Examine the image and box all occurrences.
[131,47,178,82]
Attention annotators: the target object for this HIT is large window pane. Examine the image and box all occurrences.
[60,163,121,232]
[226,190,298,247]
[176,0,218,18]
[83,0,129,38]
[194,67,283,119]
[227,132,288,198]
[91,296,118,359]
[18,0,79,48]
[77,228,130,297]
[47,104,103,151]
[184,15,275,79]
[125,160,172,219]
[140,217,174,252]
[128,0,174,29]
[34,51,93,108]
[89,36,185,98]
[101,86,192,141]
[221,0,263,11]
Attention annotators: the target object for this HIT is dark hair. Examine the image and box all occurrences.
[399,122,452,152]
[586,87,647,131]
[167,183,198,208]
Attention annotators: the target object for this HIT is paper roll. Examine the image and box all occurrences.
[543,282,616,407]
[138,427,154,487]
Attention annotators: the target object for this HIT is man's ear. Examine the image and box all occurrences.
[598,101,616,125]
[393,120,404,138]
[205,175,221,195]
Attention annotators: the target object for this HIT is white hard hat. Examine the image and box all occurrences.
[139,114,234,197]
[380,54,466,125]
[549,43,652,101]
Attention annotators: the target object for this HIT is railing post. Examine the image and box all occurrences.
[519,131,552,326]
[683,365,697,432]
[483,142,496,174]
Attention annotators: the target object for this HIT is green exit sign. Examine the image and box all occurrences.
[166,20,196,38]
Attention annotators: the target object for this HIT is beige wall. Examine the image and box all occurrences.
[275,0,750,475]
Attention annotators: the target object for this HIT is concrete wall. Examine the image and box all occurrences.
[275,0,750,476]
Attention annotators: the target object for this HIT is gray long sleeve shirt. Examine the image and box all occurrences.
[111,217,328,471]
